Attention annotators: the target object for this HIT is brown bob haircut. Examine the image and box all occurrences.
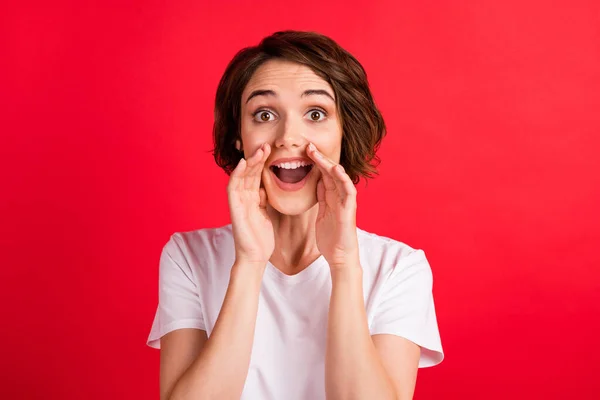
[212,30,386,184]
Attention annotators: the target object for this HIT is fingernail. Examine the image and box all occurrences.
[308,143,315,152]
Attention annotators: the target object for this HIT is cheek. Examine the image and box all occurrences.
[240,122,276,153]
[312,139,342,163]
[240,131,266,156]
[308,124,342,157]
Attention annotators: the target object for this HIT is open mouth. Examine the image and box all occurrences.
[270,164,314,184]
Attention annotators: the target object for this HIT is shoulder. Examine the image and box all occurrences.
[167,223,233,253]
[357,226,424,263]
[356,227,430,279]
[161,223,235,274]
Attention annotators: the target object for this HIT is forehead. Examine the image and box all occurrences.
[242,59,332,99]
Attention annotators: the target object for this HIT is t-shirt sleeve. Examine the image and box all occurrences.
[369,248,444,368]
[146,233,206,349]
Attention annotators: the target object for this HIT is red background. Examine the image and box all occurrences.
[1,1,599,399]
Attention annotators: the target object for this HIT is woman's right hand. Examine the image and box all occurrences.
[227,143,274,269]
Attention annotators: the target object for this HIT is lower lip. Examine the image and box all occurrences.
[270,166,314,192]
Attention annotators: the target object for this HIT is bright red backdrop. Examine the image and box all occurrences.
[1,1,599,399]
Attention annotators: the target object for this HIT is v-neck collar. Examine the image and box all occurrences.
[265,254,328,284]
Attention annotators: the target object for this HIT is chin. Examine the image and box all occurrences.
[265,186,318,216]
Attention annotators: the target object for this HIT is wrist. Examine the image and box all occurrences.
[329,260,362,278]
[231,260,267,280]
[327,253,361,271]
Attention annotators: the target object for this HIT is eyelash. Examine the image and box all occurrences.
[252,108,328,123]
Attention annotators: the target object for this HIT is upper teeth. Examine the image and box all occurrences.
[275,161,312,169]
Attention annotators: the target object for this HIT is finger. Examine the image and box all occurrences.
[231,157,247,177]
[316,178,326,220]
[246,143,270,191]
[228,157,247,192]
[306,143,338,190]
[257,142,271,173]
[315,147,352,194]
[246,144,265,168]
[307,143,357,202]
[306,142,337,171]
[254,143,271,190]
[316,162,337,191]
[242,144,264,190]
[332,164,357,200]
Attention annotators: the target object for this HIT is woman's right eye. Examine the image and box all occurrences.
[253,110,276,123]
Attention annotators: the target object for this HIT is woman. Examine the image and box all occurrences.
[147,30,444,400]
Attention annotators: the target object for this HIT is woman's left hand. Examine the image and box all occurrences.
[307,142,361,270]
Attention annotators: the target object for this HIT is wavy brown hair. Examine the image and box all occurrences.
[212,30,386,184]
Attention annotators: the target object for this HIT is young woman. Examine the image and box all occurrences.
[147,30,444,400]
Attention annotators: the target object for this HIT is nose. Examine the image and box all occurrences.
[274,114,306,150]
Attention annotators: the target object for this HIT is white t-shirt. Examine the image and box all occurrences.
[147,224,444,399]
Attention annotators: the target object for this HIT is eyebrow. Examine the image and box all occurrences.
[245,89,335,104]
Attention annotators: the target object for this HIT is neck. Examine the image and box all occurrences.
[267,203,321,275]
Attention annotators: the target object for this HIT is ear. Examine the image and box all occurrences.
[235,139,242,152]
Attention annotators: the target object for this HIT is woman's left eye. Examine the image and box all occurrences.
[306,109,327,122]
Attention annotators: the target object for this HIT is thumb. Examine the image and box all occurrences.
[259,187,268,209]
[316,178,326,205]
[316,179,326,220]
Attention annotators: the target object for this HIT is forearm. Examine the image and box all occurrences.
[170,262,264,400]
[325,266,397,400]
